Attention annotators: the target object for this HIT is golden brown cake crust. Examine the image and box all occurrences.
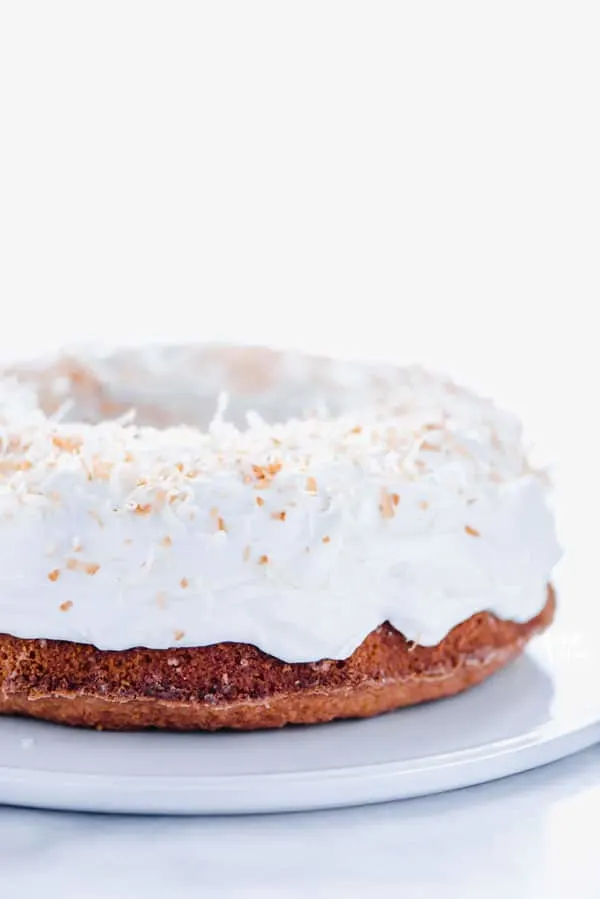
[0,588,555,730]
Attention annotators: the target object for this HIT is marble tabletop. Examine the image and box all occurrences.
[1,745,599,899]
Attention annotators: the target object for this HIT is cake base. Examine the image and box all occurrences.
[0,588,555,730]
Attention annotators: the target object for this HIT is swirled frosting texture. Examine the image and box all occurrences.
[0,346,561,661]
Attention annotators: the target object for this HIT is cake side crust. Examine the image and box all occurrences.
[0,588,555,730]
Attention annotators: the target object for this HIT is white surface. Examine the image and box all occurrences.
[0,3,598,399]
[1,747,599,899]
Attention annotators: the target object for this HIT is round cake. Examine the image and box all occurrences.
[0,345,561,730]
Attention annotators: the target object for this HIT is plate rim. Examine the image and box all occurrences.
[1,700,600,814]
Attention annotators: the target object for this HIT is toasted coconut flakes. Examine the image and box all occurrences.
[47,569,60,582]
[243,545,251,562]
[66,557,100,574]
[465,525,481,537]
[208,507,225,528]
[251,461,282,486]
[156,591,167,609]
[419,500,430,510]
[89,510,104,528]
[421,440,440,452]
[256,496,265,506]
[154,489,168,511]
[174,629,185,641]
[180,577,189,589]
[91,459,113,480]
[379,488,395,519]
[52,435,82,453]
[391,493,400,506]
[175,462,184,472]
[258,554,269,565]
[59,601,73,612]
[271,510,286,521]
[161,535,173,548]
[306,476,318,495]
[0,459,32,473]
[322,535,331,543]
[134,503,152,515]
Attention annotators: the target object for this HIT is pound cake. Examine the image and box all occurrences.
[0,345,561,729]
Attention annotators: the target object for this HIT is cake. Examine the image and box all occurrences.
[0,345,561,730]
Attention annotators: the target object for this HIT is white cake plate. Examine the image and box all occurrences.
[1,584,599,815]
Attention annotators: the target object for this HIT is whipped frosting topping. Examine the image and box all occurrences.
[0,345,561,661]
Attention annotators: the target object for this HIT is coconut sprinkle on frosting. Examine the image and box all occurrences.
[0,345,561,661]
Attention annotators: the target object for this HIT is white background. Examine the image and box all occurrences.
[2,0,598,553]
[0,4,599,895]
[1,2,598,414]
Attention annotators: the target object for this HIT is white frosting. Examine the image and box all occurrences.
[0,345,561,662]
